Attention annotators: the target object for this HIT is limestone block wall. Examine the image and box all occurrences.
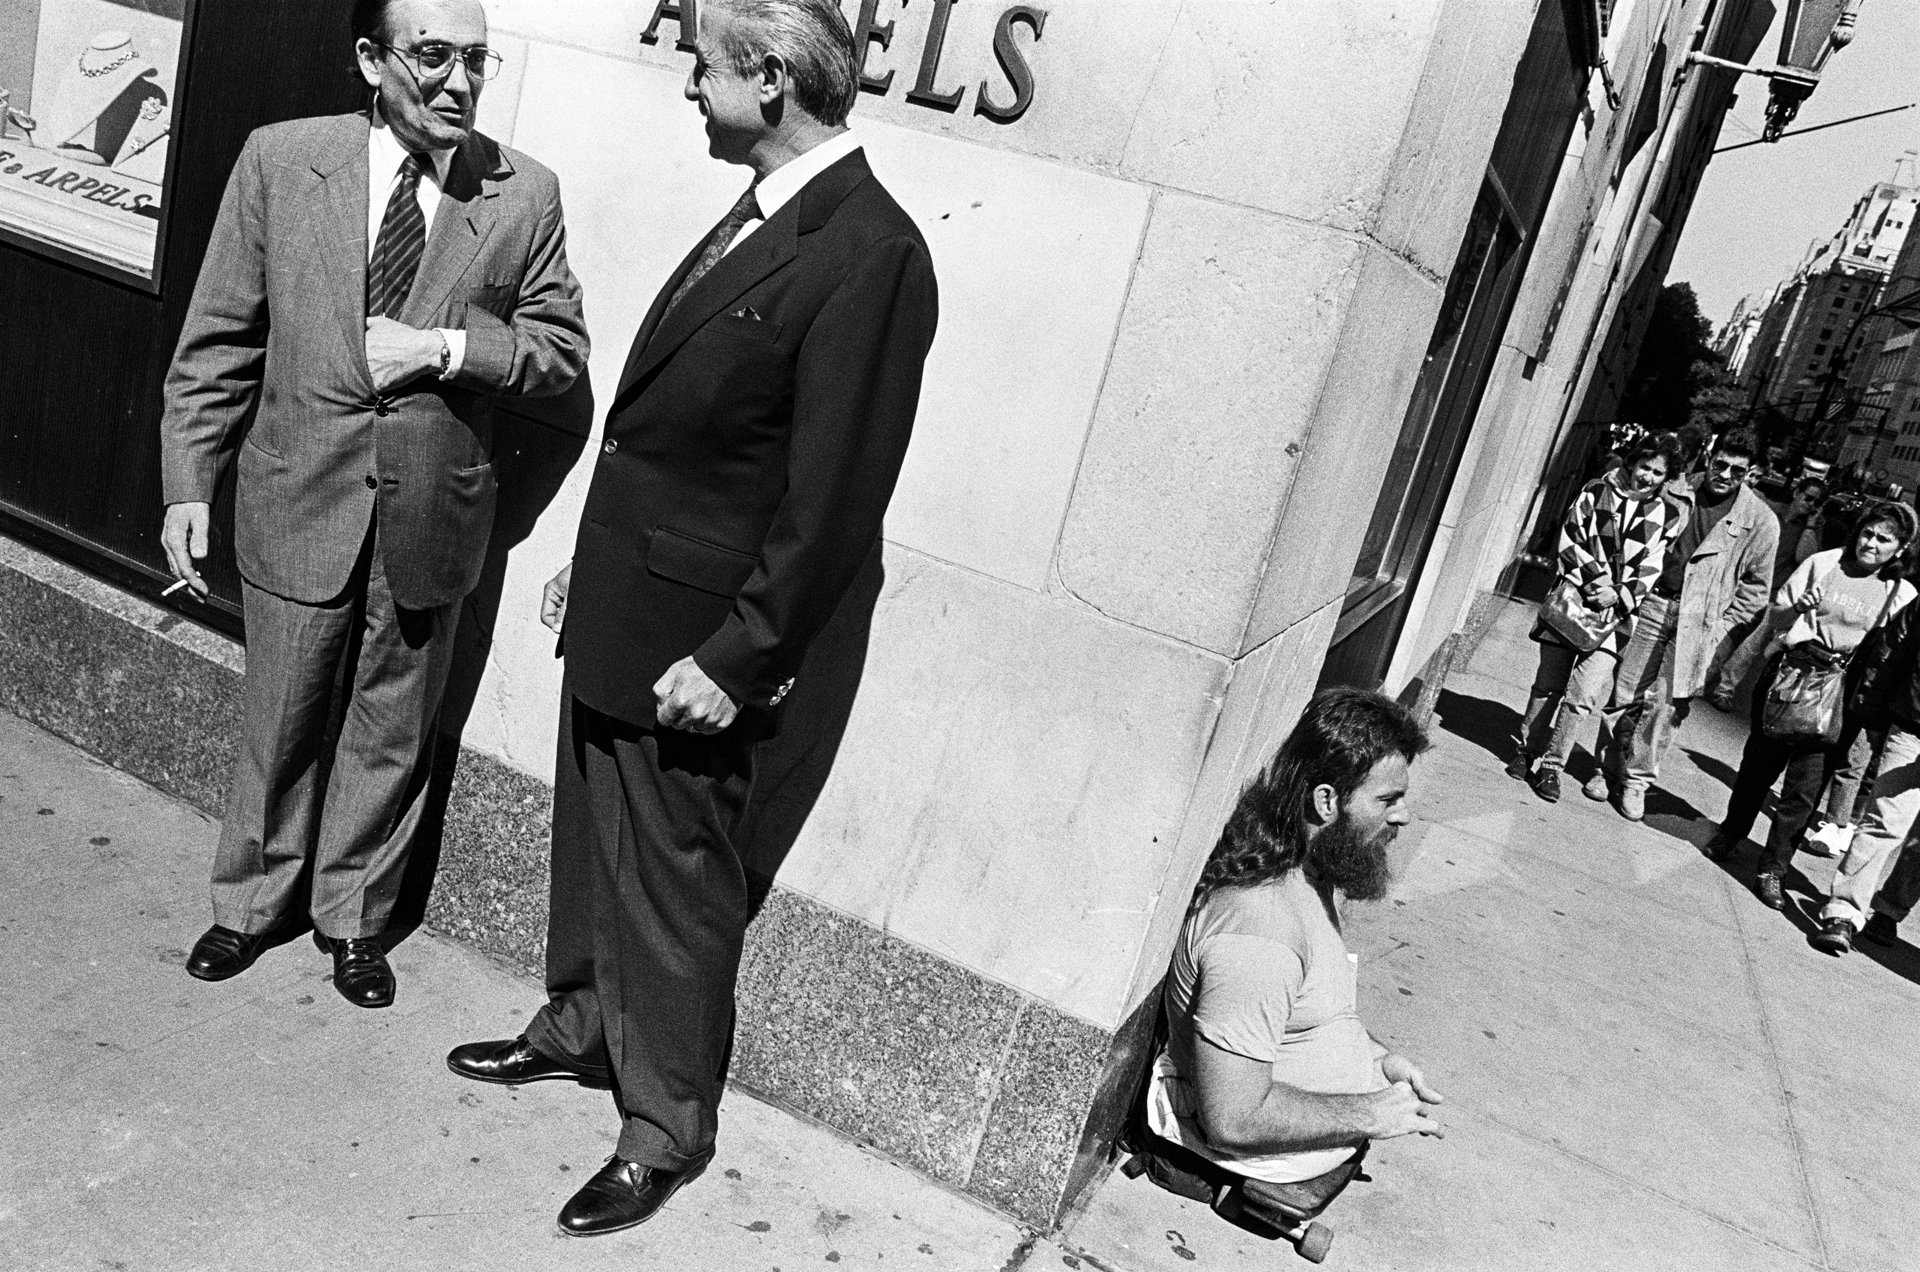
[1384,0,1747,694]
[398,0,1543,1221]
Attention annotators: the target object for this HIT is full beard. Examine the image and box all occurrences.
[1307,812,1396,902]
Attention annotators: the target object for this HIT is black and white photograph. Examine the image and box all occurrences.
[3,1,1919,1269]
[0,0,188,281]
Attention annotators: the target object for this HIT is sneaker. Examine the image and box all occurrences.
[1861,913,1900,947]
[1707,689,1736,712]
[1810,918,1853,956]
[1581,773,1612,802]
[1755,872,1785,910]
[1505,752,1532,782]
[1530,767,1562,803]
[1802,821,1853,860]
[1618,787,1645,822]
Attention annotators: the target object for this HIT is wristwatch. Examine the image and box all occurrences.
[433,331,453,379]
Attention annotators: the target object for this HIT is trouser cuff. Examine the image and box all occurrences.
[616,1116,707,1171]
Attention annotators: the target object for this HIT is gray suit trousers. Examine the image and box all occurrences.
[210,515,458,939]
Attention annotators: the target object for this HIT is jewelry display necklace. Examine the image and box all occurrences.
[79,48,137,78]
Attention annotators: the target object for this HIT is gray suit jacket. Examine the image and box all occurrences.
[160,111,588,609]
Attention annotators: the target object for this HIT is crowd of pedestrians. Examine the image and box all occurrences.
[1510,431,1920,956]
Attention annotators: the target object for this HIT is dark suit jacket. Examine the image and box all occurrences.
[160,112,589,610]
[563,149,938,729]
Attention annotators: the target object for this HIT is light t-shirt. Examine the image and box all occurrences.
[1147,871,1382,1184]
[1774,549,1914,654]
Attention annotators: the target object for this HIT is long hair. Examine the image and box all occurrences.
[1190,687,1429,912]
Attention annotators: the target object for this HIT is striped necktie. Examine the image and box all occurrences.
[662,185,762,321]
[367,153,428,320]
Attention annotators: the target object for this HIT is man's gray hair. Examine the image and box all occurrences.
[711,0,859,127]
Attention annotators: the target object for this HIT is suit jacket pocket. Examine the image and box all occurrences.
[647,525,758,597]
[706,311,782,344]
[466,282,517,319]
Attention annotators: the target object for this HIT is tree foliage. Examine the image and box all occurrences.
[1618,282,1740,440]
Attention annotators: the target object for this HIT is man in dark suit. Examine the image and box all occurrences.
[159,0,587,1007]
[447,0,938,1238]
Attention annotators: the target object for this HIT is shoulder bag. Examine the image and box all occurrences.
[1537,491,1629,653]
[1764,573,1899,744]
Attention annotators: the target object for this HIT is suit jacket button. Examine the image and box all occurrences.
[374,403,392,417]
[603,439,619,454]
[364,475,378,489]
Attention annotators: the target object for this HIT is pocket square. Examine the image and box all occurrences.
[731,306,763,321]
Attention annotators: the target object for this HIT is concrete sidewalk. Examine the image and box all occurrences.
[0,708,1077,1272]
[1071,600,1920,1272]
[6,598,1920,1270]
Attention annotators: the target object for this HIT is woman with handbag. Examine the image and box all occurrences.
[1704,500,1918,912]
[1805,541,1920,953]
[1511,434,1685,802]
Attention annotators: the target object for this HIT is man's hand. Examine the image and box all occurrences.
[1366,1080,1445,1140]
[541,562,572,633]
[160,501,212,599]
[1380,1053,1444,1105]
[365,316,445,393]
[653,656,739,734]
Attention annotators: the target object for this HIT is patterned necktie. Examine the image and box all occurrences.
[662,185,762,320]
[367,153,428,320]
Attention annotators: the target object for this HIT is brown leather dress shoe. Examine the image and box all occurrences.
[314,933,395,1008]
[447,1036,607,1087]
[558,1151,713,1237]
[186,923,280,981]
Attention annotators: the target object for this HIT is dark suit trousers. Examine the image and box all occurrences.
[527,692,755,1169]
[210,516,458,939]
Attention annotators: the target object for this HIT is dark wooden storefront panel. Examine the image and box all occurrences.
[0,0,364,635]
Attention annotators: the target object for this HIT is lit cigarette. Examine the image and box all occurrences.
[161,579,191,597]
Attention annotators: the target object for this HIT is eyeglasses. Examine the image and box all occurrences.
[1708,459,1751,477]
[377,41,503,84]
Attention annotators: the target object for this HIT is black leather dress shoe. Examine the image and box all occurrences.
[186,923,281,981]
[558,1151,713,1237]
[447,1036,607,1087]
[314,933,395,1008]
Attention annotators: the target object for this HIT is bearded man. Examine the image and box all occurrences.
[1141,687,1444,1209]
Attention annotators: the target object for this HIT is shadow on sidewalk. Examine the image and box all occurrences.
[1434,690,1521,762]
[1681,746,1739,791]
[1686,845,1920,987]
[1856,930,1920,988]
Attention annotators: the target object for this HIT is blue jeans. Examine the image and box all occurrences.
[1598,593,1685,792]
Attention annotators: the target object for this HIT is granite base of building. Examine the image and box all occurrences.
[0,534,1132,1229]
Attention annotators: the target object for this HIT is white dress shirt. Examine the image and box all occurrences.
[367,113,465,377]
[722,129,863,258]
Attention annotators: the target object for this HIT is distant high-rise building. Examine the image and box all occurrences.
[1836,155,1920,489]
[1737,155,1920,461]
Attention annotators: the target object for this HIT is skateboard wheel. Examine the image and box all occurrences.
[1297,1221,1333,1263]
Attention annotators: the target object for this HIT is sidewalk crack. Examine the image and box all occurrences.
[1728,883,1834,1270]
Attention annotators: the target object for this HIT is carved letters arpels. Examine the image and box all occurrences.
[643,0,1048,124]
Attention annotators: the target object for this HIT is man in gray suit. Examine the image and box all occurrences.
[159,0,587,1006]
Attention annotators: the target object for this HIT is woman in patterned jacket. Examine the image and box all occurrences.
[1511,433,1686,802]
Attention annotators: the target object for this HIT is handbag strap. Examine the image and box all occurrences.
[1829,575,1904,670]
